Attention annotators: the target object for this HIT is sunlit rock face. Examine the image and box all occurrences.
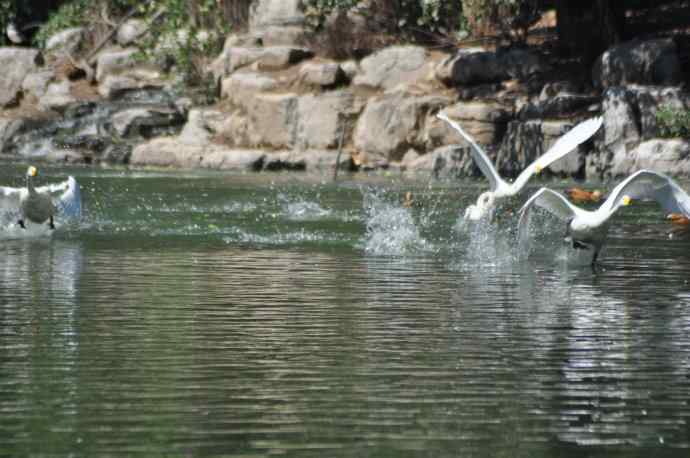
[0,47,42,107]
[354,92,453,164]
[353,46,432,91]
[249,0,306,46]
[587,85,690,179]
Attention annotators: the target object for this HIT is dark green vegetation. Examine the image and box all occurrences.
[656,104,690,139]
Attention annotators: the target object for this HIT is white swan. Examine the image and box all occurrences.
[436,113,603,221]
[517,169,687,265]
[1,166,81,231]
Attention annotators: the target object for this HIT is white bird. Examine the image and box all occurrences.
[436,113,603,221]
[517,169,688,265]
[5,22,25,44]
[1,166,81,231]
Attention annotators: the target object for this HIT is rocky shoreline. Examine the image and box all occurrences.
[1,0,689,180]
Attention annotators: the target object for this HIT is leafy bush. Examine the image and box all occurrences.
[462,0,540,43]
[33,0,231,94]
[303,0,465,44]
[33,0,93,47]
[656,105,690,138]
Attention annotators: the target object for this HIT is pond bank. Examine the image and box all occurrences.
[1,0,689,180]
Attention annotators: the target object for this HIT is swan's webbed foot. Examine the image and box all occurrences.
[49,216,55,230]
[17,219,26,229]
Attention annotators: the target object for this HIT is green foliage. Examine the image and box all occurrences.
[656,105,690,139]
[32,0,229,95]
[303,0,464,38]
[33,0,92,47]
[138,0,229,89]
[462,0,539,42]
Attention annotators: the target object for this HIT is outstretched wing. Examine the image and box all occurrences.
[437,112,506,192]
[517,187,581,251]
[36,176,82,220]
[601,169,690,217]
[56,177,82,220]
[512,117,603,193]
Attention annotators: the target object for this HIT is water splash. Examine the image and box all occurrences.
[0,222,55,240]
[362,188,432,256]
[283,200,332,221]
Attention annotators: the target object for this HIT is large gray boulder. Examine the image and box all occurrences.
[353,92,453,162]
[435,47,548,87]
[212,46,313,80]
[21,70,55,100]
[108,105,184,138]
[98,73,165,99]
[353,46,433,91]
[0,118,24,154]
[38,80,77,112]
[587,86,640,178]
[117,19,148,46]
[0,47,42,107]
[95,47,139,82]
[404,145,477,178]
[593,38,683,89]
[298,62,347,88]
[586,85,690,178]
[427,101,512,148]
[178,108,228,145]
[295,91,364,150]
[243,92,299,149]
[131,135,267,170]
[221,71,278,106]
[249,0,305,46]
[627,139,690,176]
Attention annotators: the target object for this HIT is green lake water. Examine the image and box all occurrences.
[1,164,690,457]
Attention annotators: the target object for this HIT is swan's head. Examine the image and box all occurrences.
[464,192,496,221]
[477,191,496,210]
[621,195,631,206]
[27,166,38,178]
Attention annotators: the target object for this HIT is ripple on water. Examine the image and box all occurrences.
[3,168,690,456]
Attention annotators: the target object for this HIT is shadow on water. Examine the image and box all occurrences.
[1,166,690,456]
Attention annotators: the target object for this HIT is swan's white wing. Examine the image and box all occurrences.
[437,112,506,192]
[512,117,603,193]
[517,187,580,252]
[601,169,690,217]
[54,176,81,220]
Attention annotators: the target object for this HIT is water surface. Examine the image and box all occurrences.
[1,164,689,457]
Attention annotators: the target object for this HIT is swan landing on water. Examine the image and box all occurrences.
[518,169,690,265]
[0,166,81,235]
[436,113,604,221]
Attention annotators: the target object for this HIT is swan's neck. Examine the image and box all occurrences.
[26,175,36,195]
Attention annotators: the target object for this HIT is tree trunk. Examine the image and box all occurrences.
[555,0,626,63]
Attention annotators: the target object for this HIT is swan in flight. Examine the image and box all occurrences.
[517,169,690,265]
[436,113,603,221]
[1,166,81,231]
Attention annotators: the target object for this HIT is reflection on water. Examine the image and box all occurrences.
[1,165,690,456]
